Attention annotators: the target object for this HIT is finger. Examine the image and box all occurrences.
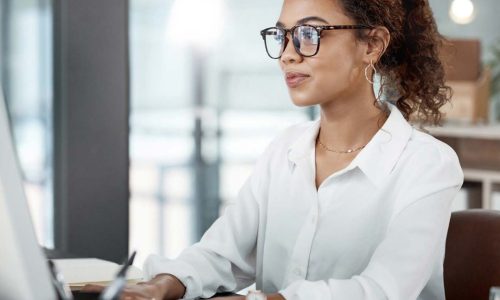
[122,286,151,295]
[81,284,106,293]
[120,291,138,300]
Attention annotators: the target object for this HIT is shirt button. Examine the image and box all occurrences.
[311,215,317,224]
[293,268,302,276]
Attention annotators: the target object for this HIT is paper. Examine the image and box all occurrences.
[52,258,143,290]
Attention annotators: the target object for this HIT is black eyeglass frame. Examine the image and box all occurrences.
[260,24,374,59]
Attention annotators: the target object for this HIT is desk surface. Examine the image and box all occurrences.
[72,291,239,300]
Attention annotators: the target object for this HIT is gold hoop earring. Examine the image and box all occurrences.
[364,60,376,85]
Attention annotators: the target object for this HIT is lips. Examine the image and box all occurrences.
[285,72,310,88]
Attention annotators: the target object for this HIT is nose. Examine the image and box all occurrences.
[280,34,303,65]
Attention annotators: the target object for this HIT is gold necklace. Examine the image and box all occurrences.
[316,110,387,154]
[317,138,366,154]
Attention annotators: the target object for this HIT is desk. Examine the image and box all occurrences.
[45,250,240,299]
[72,291,239,300]
[426,124,500,208]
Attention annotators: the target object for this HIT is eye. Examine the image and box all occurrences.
[299,27,318,44]
[275,32,284,42]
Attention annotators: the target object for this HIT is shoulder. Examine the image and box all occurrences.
[407,127,459,163]
[398,126,464,188]
[386,127,465,214]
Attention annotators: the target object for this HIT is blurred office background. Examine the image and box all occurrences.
[1,0,500,266]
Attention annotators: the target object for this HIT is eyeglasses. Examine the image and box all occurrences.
[260,24,373,59]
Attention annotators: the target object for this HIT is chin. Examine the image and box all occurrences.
[290,99,315,107]
[288,91,320,107]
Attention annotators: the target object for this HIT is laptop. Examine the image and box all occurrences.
[0,86,57,300]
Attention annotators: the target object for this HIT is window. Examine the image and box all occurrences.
[128,0,313,266]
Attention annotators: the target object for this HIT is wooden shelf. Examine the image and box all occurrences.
[463,168,500,209]
[425,124,500,209]
[426,124,500,140]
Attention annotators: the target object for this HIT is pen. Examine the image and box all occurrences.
[99,251,137,300]
[48,259,74,300]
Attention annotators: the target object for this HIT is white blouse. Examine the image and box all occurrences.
[144,102,464,300]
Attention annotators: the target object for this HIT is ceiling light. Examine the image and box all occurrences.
[167,0,226,50]
[449,0,476,25]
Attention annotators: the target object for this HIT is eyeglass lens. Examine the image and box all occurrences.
[263,26,320,58]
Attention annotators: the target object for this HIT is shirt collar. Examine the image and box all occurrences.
[287,102,413,188]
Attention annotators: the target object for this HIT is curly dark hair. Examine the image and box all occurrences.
[340,0,451,125]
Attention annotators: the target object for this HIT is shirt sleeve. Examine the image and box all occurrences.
[142,141,274,299]
[279,144,464,300]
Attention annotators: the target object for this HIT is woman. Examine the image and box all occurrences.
[85,0,463,299]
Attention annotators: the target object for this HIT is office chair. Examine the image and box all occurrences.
[444,209,500,300]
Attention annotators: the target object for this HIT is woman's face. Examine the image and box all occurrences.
[277,0,368,107]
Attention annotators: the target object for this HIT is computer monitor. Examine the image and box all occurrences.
[0,87,56,299]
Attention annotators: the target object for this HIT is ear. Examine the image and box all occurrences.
[363,26,391,64]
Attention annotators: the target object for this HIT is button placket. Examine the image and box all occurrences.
[311,213,317,224]
[285,194,320,283]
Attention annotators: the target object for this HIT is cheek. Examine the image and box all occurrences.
[286,58,357,107]
[323,38,360,71]
[310,49,358,96]
[284,37,365,106]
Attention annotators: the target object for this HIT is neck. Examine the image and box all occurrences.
[317,93,388,151]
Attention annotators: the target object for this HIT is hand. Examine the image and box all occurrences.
[81,273,186,300]
[82,282,164,300]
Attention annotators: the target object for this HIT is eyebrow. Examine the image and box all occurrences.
[276,16,329,28]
